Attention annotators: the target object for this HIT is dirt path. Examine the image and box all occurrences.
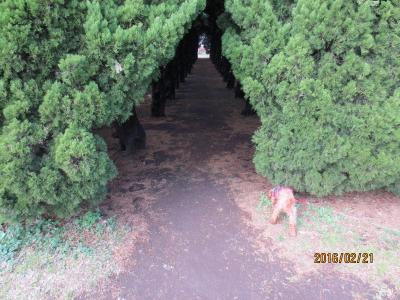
[83,59,372,300]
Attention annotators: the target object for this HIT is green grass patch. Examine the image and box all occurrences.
[0,210,133,299]
[256,192,272,211]
[0,209,118,267]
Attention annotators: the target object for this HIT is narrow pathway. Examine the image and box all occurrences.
[86,59,371,300]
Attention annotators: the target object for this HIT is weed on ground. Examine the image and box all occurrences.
[0,210,132,300]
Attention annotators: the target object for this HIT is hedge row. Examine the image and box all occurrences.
[222,0,400,196]
[0,0,206,221]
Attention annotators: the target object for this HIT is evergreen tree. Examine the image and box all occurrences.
[224,0,400,196]
[0,0,205,221]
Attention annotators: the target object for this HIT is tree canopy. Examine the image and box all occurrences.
[1,0,399,221]
[223,0,400,196]
[0,0,205,221]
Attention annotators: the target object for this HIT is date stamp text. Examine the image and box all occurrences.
[314,252,374,264]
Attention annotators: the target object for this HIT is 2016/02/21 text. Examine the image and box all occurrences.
[314,253,374,264]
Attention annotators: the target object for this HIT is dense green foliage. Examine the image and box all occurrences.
[0,0,205,221]
[223,0,400,196]
[1,0,399,221]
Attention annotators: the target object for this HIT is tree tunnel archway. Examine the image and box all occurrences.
[1,0,399,221]
[148,0,254,119]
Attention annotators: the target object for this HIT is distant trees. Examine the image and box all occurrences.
[223,0,400,196]
[151,26,199,117]
[0,0,205,221]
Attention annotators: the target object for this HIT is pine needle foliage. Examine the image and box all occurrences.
[223,0,400,196]
[0,0,205,221]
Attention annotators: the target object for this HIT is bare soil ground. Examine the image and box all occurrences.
[79,59,400,300]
